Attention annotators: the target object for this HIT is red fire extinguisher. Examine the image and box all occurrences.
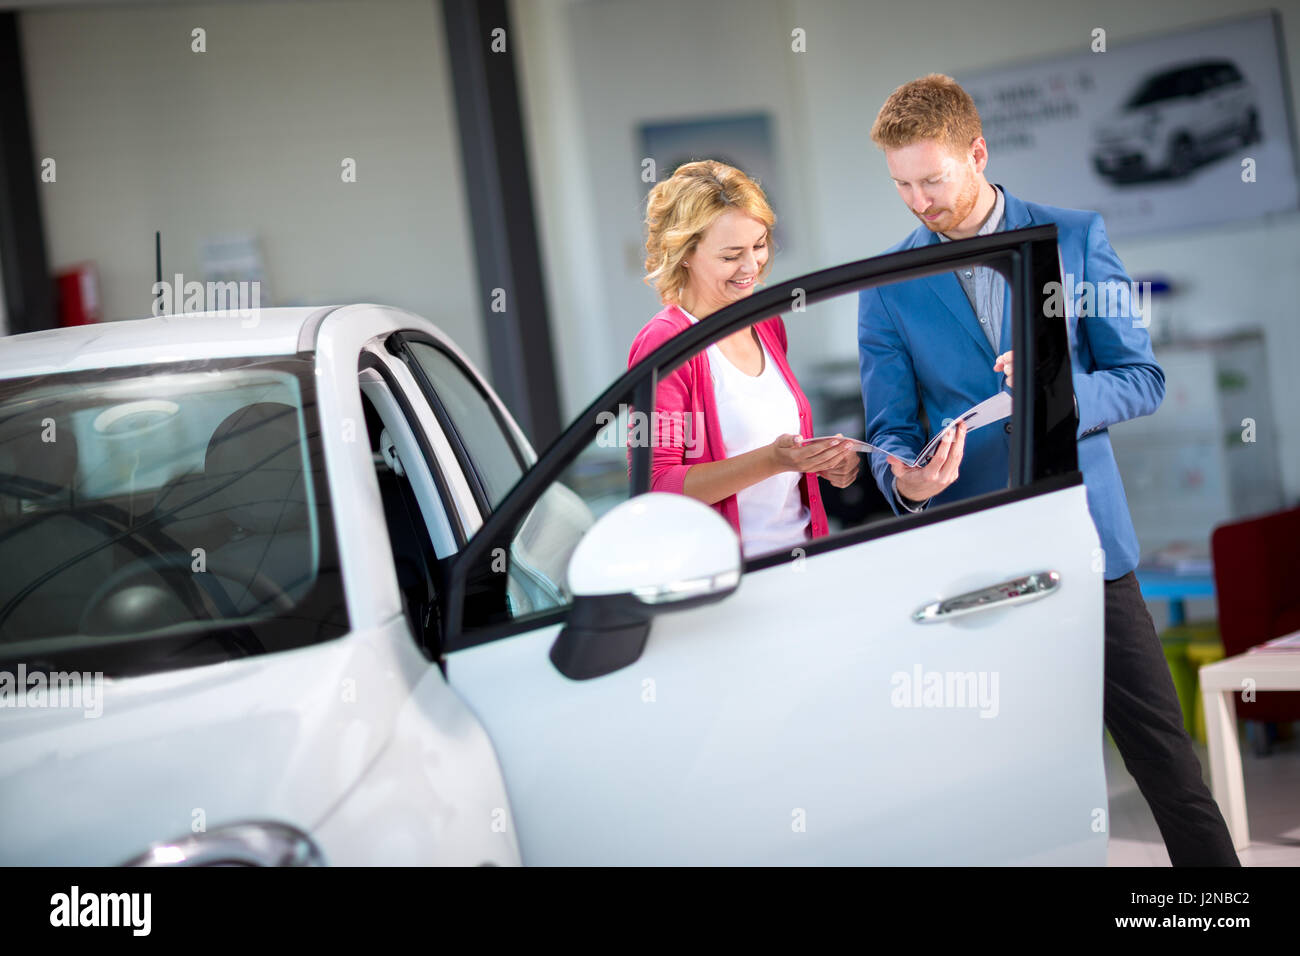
[55,263,102,326]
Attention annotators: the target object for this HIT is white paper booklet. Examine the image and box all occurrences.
[806,391,1012,468]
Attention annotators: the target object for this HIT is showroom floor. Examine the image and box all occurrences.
[1105,724,1300,866]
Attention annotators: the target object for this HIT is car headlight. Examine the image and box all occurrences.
[122,822,325,867]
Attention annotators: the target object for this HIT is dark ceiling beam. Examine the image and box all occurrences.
[0,11,54,336]
[441,0,562,446]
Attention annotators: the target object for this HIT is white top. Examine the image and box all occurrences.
[681,308,811,557]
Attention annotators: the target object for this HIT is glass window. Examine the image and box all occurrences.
[1128,71,1187,107]
[650,274,1018,561]
[406,341,525,510]
[445,229,1074,650]
[0,357,348,675]
[457,262,1023,634]
[462,391,636,630]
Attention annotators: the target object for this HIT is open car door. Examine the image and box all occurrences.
[416,225,1108,865]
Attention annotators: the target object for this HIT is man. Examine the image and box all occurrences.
[858,73,1239,866]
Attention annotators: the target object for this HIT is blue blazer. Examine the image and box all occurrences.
[857,186,1165,580]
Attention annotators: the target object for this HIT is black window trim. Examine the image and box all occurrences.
[358,349,469,548]
[440,224,1078,653]
[355,381,442,655]
[388,332,530,520]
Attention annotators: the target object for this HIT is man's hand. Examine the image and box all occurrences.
[889,421,967,503]
[994,350,1013,389]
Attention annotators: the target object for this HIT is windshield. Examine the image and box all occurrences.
[1126,68,1199,107]
[0,356,348,676]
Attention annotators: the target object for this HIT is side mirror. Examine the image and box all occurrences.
[549,493,741,680]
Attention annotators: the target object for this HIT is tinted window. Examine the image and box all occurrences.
[1189,67,1216,94]
[406,341,525,510]
[1128,69,1194,106]
[1216,63,1242,86]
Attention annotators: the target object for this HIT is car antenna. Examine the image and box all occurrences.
[154,230,165,315]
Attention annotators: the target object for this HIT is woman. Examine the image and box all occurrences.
[628,160,859,557]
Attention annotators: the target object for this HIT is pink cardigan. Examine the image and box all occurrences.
[626,304,830,541]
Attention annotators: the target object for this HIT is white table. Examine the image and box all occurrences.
[1199,649,1300,849]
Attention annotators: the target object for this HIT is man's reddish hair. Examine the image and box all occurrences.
[871,73,983,154]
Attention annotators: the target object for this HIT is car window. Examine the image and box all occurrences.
[1216,63,1241,86]
[641,268,1018,563]
[461,386,636,631]
[0,357,348,675]
[1128,74,1169,107]
[1128,70,1190,107]
[404,340,526,512]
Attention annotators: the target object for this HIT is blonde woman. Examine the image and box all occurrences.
[628,160,858,557]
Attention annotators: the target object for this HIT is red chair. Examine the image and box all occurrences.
[1211,505,1300,727]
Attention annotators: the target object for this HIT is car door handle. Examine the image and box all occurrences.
[912,571,1060,624]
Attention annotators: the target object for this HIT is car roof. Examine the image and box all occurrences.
[0,307,337,379]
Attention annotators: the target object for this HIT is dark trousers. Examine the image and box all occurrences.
[1104,571,1240,866]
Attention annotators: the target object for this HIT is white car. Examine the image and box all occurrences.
[0,226,1108,865]
[1092,59,1260,183]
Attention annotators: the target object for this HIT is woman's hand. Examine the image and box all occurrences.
[683,436,837,506]
[769,434,848,475]
[682,434,855,506]
[818,442,861,488]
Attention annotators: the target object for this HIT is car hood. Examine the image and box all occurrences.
[0,621,416,865]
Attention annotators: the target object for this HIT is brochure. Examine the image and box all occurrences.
[805,391,1012,468]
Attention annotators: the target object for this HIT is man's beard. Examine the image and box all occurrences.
[917,175,981,234]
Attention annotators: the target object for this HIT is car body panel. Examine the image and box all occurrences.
[0,615,515,865]
[445,483,1107,865]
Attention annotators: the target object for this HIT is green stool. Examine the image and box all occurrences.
[1186,639,1226,746]
[1161,633,1195,734]
[1159,621,1220,738]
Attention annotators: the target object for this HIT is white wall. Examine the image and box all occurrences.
[20,0,487,367]
[514,0,825,417]
[516,0,1300,500]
